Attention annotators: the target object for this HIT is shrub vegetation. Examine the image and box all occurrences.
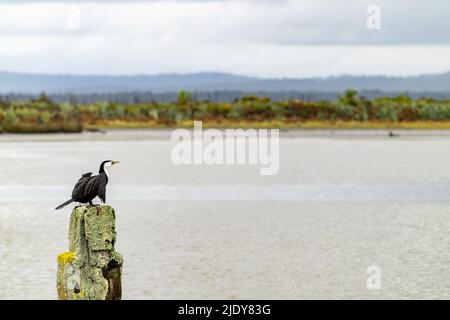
[1,90,450,132]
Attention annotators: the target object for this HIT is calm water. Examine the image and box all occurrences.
[2,130,450,299]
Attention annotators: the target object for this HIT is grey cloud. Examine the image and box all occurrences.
[0,0,448,45]
[0,0,449,79]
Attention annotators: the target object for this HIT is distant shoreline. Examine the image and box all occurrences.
[2,128,450,142]
[3,91,450,134]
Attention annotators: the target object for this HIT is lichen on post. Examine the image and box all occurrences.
[57,205,123,300]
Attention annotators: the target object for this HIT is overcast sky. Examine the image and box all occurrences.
[0,0,449,78]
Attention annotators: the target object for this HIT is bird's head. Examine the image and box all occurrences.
[99,160,120,173]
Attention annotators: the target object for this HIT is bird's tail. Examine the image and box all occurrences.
[55,199,74,210]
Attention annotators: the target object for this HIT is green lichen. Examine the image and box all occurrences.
[84,206,116,251]
[57,205,122,300]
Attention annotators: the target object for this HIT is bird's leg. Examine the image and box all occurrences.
[88,200,101,214]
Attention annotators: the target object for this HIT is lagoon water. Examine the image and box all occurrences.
[2,130,450,299]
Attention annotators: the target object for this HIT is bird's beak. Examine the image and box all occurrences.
[111,160,120,165]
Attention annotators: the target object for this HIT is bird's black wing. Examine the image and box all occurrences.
[97,174,108,203]
[83,173,108,203]
[71,172,92,200]
[84,174,100,202]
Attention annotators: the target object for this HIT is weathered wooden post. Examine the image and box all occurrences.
[57,205,123,300]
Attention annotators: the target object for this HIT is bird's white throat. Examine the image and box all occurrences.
[104,161,113,178]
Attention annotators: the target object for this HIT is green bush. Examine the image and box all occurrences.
[1,91,450,132]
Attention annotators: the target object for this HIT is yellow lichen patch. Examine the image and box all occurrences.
[71,290,86,300]
[57,251,76,265]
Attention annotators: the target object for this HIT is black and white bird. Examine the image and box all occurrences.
[55,160,120,210]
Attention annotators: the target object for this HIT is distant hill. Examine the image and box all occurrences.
[1,71,450,94]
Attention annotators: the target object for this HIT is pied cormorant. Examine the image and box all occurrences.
[55,160,120,210]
